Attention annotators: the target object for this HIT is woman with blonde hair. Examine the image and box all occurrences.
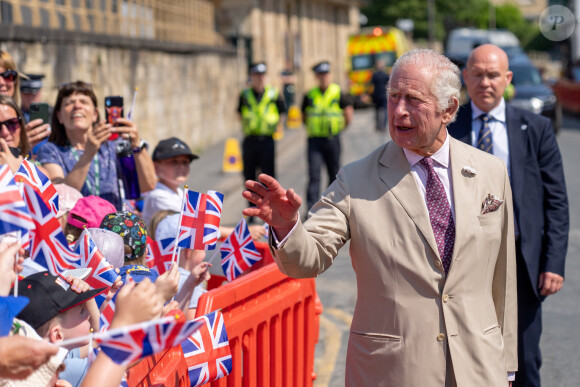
[0,50,21,106]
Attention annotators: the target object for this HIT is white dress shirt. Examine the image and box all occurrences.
[470,98,511,175]
[403,133,455,220]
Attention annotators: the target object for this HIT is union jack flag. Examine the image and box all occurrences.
[178,190,224,251]
[220,218,262,281]
[74,230,118,291]
[0,165,33,238]
[15,159,59,215]
[204,190,224,250]
[181,310,232,386]
[22,184,80,275]
[99,294,117,333]
[97,314,204,366]
[145,236,176,275]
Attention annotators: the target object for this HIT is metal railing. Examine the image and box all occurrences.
[0,0,222,46]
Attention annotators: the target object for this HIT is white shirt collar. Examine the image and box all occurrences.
[403,131,450,169]
[470,98,506,123]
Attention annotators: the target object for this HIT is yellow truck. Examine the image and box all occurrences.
[346,26,411,106]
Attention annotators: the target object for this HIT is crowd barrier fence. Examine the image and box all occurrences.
[128,241,322,387]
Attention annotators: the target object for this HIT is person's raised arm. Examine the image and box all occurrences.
[242,173,302,240]
[45,122,112,190]
[113,117,156,193]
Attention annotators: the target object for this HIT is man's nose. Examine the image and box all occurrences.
[392,99,409,116]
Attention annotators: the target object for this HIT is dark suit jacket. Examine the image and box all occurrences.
[449,103,569,299]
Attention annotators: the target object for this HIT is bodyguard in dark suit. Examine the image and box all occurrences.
[448,44,569,387]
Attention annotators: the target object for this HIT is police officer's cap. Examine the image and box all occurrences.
[249,62,267,75]
[20,73,45,94]
[312,61,331,74]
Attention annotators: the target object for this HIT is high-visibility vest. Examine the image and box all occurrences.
[305,83,345,137]
[240,86,280,136]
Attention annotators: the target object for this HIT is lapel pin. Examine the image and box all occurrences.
[521,124,528,131]
[462,166,477,176]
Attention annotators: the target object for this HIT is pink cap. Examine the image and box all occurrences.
[67,195,116,229]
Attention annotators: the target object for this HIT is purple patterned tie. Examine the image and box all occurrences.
[419,157,455,274]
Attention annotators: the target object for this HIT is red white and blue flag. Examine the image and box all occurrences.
[178,190,223,251]
[181,310,232,387]
[0,165,33,238]
[15,159,59,215]
[97,314,204,366]
[145,236,176,275]
[220,218,262,281]
[74,230,118,291]
[22,184,80,275]
[99,298,116,333]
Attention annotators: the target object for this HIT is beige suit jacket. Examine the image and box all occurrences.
[272,137,517,386]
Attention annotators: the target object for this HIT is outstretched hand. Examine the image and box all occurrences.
[242,174,302,239]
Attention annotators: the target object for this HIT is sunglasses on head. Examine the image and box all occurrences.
[0,70,18,83]
[0,117,21,133]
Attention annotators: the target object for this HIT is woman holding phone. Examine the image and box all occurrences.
[0,50,51,151]
[0,95,31,172]
[36,81,155,209]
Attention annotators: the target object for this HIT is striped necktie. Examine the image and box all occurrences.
[476,114,493,153]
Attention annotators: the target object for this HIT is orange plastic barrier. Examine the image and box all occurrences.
[127,345,190,386]
[196,264,322,386]
[126,241,322,386]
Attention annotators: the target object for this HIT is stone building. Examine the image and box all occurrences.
[0,0,363,150]
[214,0,362,97]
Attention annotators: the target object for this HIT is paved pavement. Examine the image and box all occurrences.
[186,109,580,387]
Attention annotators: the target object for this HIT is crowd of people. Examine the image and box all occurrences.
[0,49,265,386]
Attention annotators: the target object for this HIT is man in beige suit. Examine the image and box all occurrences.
[243,49,517,386]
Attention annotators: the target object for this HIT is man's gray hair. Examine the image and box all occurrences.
[389,49,461,118]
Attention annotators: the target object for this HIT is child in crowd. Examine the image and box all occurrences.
[141,137,198,225]
[64,195,116,243]
[99,211,148,266]
[55,183,83,232]
[16,272,106,386]
[154,213,210,319]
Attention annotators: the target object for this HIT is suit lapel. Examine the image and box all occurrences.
[378,142,440,258]
[448,137,477,263]
[505,105,527,214]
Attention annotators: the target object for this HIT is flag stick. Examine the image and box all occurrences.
[127,87,138,121]
[59,315,178,349]
[172,185,188,264]
[206,246,221,265]
[13,230,21,297]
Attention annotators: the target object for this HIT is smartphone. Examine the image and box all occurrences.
[104,96,123,141]
[9,146,20,158]
[29,102,51,124]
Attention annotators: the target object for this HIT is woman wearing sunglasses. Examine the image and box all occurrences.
[0,50,51,152]
[0,95,31,172]
[36,81,155,210]
[0,50,21,106]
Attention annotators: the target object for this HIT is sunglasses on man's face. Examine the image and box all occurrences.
[0,117,21,133]
[0,70,17,83]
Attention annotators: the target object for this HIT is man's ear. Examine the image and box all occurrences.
[442,97,460,124]
[48,323,64,344]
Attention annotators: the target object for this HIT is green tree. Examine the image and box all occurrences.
[362,0,537,48]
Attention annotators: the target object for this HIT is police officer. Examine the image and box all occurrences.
[20,73,51,154]
[302,61,353,210]
[237,62,286,190]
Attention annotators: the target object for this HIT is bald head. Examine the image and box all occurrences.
[463,44,513,112]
